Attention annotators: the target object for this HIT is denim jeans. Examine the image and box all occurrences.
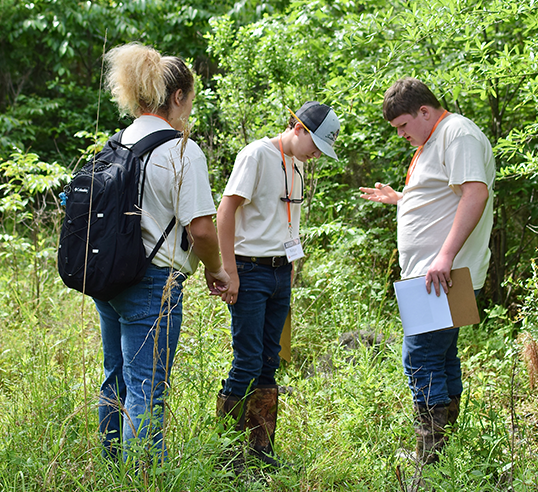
[222,260,292,397]
[93,264,184,460]
[402,289,481,406]
[402,327,462,406]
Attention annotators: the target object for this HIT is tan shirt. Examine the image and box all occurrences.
[224,137,303,257]
[397,113,495,289]
[122,115,216,274]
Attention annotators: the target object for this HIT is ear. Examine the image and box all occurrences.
[419,105,432,120]
[172,89,183,106]
[293,122,305,135]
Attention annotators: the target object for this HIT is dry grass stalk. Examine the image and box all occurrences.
[520,331,538,389]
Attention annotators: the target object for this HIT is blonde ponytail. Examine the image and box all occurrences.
[105,43,193,118]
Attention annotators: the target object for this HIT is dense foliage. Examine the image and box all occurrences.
[1,0,538,490]
[207,0,538,307]
[2,0,538,306]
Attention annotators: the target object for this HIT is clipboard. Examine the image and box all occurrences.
[446,268,480,328]
[394,267,480,336]
[278,308,292,362]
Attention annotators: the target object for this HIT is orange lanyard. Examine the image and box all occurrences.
[279,135,295,228]
[405,110,448,185]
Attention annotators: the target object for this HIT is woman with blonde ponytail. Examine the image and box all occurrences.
[95,43,229,462]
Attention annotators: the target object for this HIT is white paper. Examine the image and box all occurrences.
[394,276,454,336]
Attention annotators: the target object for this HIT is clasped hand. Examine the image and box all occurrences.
[205,266,230,296]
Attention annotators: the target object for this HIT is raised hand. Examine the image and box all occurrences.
[359,182,402,205]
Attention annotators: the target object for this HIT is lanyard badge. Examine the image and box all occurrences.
[284,237,304,262]
[279,135,305,262]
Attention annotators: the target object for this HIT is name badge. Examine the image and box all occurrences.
[284,238,305,262]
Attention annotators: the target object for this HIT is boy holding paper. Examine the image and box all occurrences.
[360,78,495,464]
[216,102,340,466]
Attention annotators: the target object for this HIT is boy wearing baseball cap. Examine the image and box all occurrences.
[216,102,340,467]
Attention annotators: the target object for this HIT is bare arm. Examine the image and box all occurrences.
[426,181,489,296]
[359,182,402,205]
[187,215,230,294]
[216,194,245,305]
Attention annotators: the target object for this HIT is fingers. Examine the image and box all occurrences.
[444,274,452,292]
[209,281,228,295]
[425,272,452,296]
[425,274,442,296]
[220,275,239,305]
[359,183,393,203]
[359,187,376,200]
[222,291,238,305]
[434,277,442,297]
[359,187,382,201]
[205,267,231,298]
[425,275,432,295]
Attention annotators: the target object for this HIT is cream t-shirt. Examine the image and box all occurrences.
[397,113,495,289]
[224,137,303,257]
[121,115,216,274]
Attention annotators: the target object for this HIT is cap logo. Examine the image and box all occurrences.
[326,128,340,143]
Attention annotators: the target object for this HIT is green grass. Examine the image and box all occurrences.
[0,251,536,491]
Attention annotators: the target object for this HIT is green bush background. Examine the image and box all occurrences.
[1,0,538,489]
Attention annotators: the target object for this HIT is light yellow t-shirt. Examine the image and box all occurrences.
[224,137,303,257]
[397,113,495,289]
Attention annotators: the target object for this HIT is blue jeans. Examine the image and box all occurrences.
[93,265,184,460]
[402,327,462,406]
[402,289,481,406]
[223,260,292,397]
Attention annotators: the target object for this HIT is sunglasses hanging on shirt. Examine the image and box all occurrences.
[280,161,304,204]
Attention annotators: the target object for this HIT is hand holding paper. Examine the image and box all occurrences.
[394,268,480,336]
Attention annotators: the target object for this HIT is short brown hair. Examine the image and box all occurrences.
[287,115,298,129]
[383,78,441,121]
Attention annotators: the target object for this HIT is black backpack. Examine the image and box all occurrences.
[58,129,185,301]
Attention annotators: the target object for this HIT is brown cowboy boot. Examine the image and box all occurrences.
[245,385,283,467]
[414,403,449,465]
[216,390,248,431]
[447,395,461,427]
[216,389,252,473]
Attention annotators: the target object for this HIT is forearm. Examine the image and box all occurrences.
[425,181,489,295]
[217,220,237,275]
[217,196,244,275]
[216,195,244,304]
[187,215,222,273]
[437,184,489,262]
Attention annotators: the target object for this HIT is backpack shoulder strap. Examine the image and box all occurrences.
[130,129,183,158]
[137,129,183,206]
[132,129,186,262]
[109,129,125,144]
[146,218,177,265]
